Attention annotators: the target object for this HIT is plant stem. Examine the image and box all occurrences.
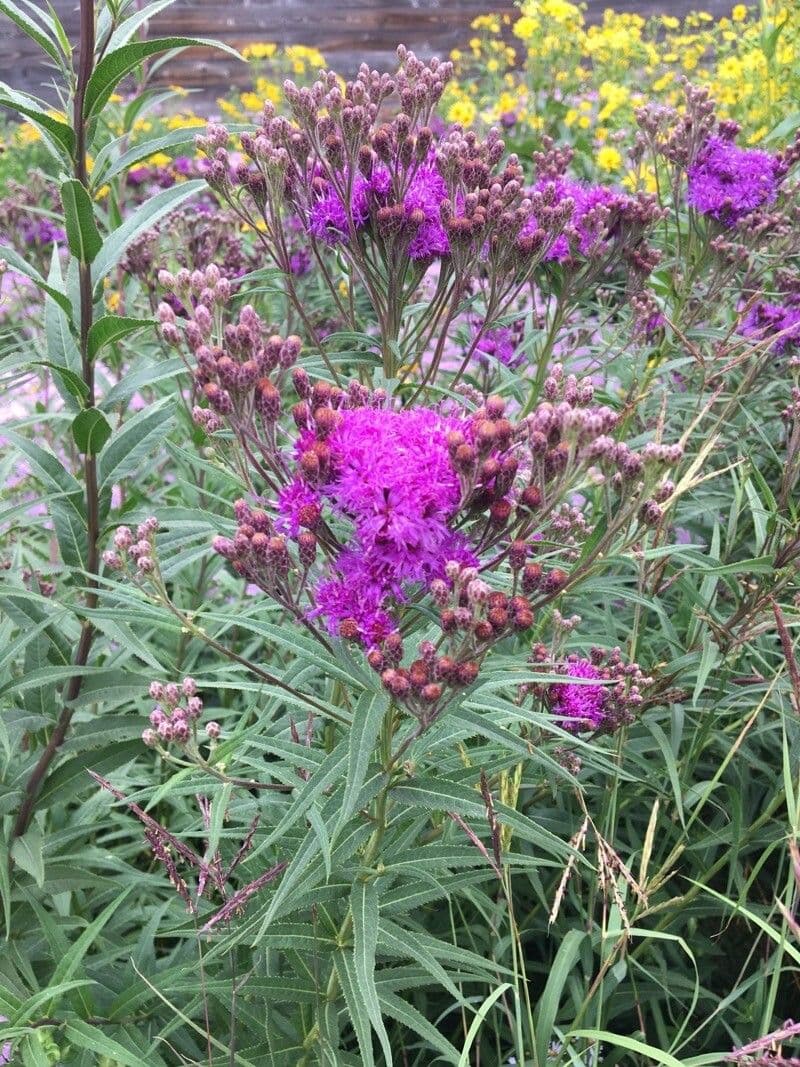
[12,0,98,841]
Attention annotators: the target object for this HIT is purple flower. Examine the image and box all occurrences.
[523,177,619,262]
[308,175,369,246]
[403,163,449,260]
[21,217,66,245]
[314,554,396,645]
[276,478,321,536]
[549,658,606,732]
[305,405,476,642]
[326,406,464,588]
[473,320,524,368]
[308,189,350,245]
[740,301,800,354]
[289,248,312,276]
[687,136,779,225]
[0,1015,10,1064]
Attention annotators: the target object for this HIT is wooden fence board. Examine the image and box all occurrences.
[1,0,728,105]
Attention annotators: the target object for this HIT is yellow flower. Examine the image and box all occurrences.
[255,78,282,105]
[731,3,747,19]
[164,113,206,130]
[513,14,539,41]
[106,291,122,313]
[94,184,111,201]
[622,165,657,194]
[239,91,263,113]
[652,72,673,93]
[242,42,277,60]
[447,98,477,126]
[661,15,679,28]
[596,145,622,171]
[147,152,172,167]
[217,99,243,120]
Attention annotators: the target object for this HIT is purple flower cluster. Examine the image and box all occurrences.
[142,676,214,747]
[740,300,800,354]
[540,648,654,734]
[308,158,449,260]
[687,136,779,225]
[549,658,607,732]
[521,177,621,262]
[21,217,66,245]
[291,405,475,643]
[472,319,525,368]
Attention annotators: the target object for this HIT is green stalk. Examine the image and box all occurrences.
[12,0,99,842]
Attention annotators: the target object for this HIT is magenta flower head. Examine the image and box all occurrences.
[549,658,607,733]
[687,136,779,225]
[296,404,478,643]
[740,301,800,355]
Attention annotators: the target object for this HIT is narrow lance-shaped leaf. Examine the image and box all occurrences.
[0,246,73,319]
[351,882,393,1065]
[84,38,243,120]
[72,409,113,456]
[87,316,156,361]
[0,0,63,65]
[0,83,75,158]
[61,179,103,264]
[92,180,205,286]
[98,397,175,492]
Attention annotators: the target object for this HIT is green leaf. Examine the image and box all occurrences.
[92,180,205,285]
[61,179,103,264]
[87,315,155,361]
[37,741,143,811]
[51,886,133,1001]
[351,882,393,1065]
[84,38,242,120]
[44,244,81,374]
[64,1019,159,1067]
[534,929,585,1066]
[92,128,201,186]
[0,83,74,158]
[10,827,44,887]
[0,0,62,64]
[71,409,112,455]
[32,361,88,404]
[105,0,183,50]
[0,246,73,319]
[334,691,387,843]
[379,990,460,1064]
[334,950,375,1067]
[98,397,175,491]
[566,1030,688,1067]
[457,983,512,1066]
[101,356,185,410]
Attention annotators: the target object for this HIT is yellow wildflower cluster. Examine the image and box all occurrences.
[442,1,799,172]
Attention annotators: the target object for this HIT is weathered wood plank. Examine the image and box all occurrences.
[1,0,728,104]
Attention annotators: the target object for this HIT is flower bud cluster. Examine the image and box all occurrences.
[102,517,159,575]
[363,559,536,719]
[525,646,654,735]
[142,676,209,748]
[158,268,302,427]
[212,497,306,596]
[142,677,219,749]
